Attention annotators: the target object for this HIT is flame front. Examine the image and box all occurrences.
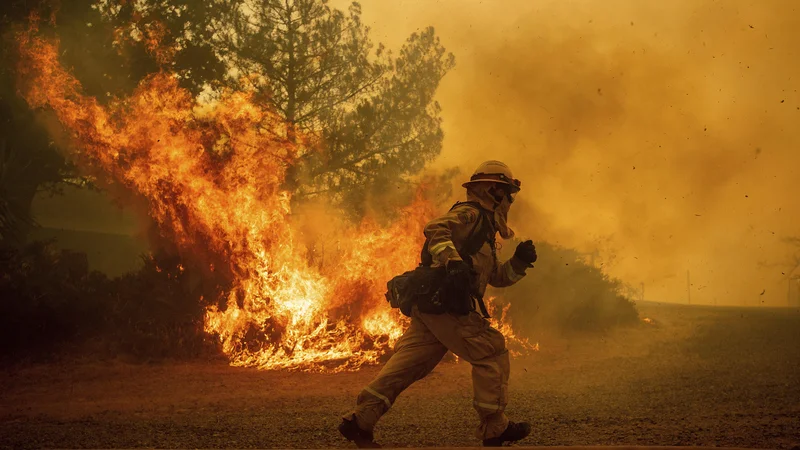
[15,25,528,371]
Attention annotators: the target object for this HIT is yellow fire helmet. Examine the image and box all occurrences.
[461,160,521,192]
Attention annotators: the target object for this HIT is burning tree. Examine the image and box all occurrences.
[0,0,462,371]
[2,0,454,239]
[97,0,455,214]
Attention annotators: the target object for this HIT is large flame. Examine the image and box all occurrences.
[15,23,530,371]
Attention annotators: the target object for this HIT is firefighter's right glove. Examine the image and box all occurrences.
[446,259,473,284]
[514,240,537,267]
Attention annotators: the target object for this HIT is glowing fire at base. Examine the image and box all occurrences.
[15,23,532,371]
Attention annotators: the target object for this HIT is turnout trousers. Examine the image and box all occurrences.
[344,306,511,440]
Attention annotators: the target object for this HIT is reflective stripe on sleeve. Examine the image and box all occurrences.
[505,261,525,282]
[364,386,392,408]
[429,240,456,257]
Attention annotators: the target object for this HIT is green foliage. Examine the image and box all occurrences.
[0,78,75,244]
[310,25,454,214]
[0,241,106,358]
[494,240,639,333]
[0,241,216,363]
[93,0,226,96]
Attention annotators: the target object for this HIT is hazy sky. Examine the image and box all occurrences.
[331,0,800,306]
[34,0,800,306]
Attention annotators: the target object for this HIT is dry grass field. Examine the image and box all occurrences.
[1,302,798,449]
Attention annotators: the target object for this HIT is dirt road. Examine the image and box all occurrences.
[1,302,799,449]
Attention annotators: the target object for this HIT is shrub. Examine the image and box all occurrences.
[0,240,107,359]
[491,240,639,334]
[0,241,216,363]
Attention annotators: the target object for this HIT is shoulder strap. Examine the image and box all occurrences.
[454,202,496,260]
[453,202,496,319]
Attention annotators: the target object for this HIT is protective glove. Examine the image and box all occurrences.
[446,259,474,286]
[443,259,475,315]
[514,240,537,266]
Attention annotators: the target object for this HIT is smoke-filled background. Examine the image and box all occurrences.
[28,0,799,307]
[329,0,800,307]
[2,1,800,448]
[11,0,795,316]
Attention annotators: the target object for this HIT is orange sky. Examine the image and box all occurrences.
[32,0,800,306]
[333,0,800,306]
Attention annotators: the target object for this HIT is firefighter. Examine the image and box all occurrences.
[339,161,538,448]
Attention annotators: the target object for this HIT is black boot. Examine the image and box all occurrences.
[338,417,381,448]
[482,421,532,447]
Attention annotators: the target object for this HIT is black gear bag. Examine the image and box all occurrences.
[385,265,447,316]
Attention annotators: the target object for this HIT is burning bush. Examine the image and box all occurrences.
[0,237,638,365]
[9,22,436,371]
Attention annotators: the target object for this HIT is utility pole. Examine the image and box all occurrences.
[641,282,645,302]
[793,277,800,306]
[791,276,800,308]
[789,263,800,307]
[796,277,800,307]
[686,270,691,305]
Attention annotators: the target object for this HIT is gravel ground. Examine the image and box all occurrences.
[1,302,799,449]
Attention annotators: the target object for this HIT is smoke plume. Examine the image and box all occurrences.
[346,0,800,306]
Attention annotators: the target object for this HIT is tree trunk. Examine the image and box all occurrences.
[281,0,299,193]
